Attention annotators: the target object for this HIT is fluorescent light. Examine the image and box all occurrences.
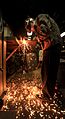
[60,32,65,37]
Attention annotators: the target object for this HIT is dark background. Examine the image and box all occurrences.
[0,0,65,36]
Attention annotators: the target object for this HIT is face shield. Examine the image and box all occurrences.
[25,17,35,32]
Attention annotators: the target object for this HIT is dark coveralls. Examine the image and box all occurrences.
[41,42,61,97]
[35,14,62,98]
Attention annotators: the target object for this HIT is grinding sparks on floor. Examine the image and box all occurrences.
[2,76,65,119]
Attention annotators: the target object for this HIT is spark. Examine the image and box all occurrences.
[2,74,65,119]
[22,38,27,45]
